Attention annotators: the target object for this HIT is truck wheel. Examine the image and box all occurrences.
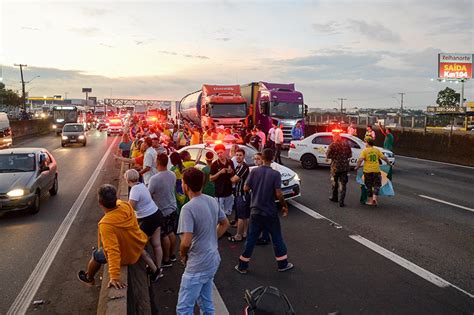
[301,154,317,169]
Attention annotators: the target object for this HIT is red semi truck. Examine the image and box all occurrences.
[179,84,248,129]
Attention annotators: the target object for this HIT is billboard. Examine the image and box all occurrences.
[438,53,472,79]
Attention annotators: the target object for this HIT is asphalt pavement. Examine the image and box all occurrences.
[1,135,472,314]
[0,130,117,314]
[152,151,474,314]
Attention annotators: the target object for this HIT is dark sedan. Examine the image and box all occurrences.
[0,148,58,214]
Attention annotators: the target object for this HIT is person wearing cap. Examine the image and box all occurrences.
[326,130,352,207]
[210,143,235,217]
[201,151,216,197]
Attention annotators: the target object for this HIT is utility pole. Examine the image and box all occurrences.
[398,92,405,132]
[14,64,27,110]
[338,98,347,121]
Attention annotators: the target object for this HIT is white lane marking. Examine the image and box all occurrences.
[397,155,474,170]
[289,200,474,299]
[418,195,474,213]
[212,282,229,315]
[7,138,118,315]
[349,235,474,299]
[288,200,326,220]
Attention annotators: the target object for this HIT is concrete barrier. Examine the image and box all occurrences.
[11,119,53,139]
[304,125,474,167]
[96,160,152,315]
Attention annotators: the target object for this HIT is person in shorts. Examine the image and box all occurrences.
[149,153,178,268]
[125,169,164,278]
[228,148,250,242]
[355,138,390,206]
[210,143,235,217]
[77,184,161,287]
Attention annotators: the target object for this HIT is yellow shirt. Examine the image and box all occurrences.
[359,147,384,173]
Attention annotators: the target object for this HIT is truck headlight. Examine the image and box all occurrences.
[62,136,68,140]
[7,189,25,197]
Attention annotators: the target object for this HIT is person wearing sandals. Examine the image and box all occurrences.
[354,138,390,206]
[77,184,161,288]
[228,148,250,243]
[125,169,164,279]
[235,149,294,274]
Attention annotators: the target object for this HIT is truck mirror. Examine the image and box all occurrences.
[304,104,308,116]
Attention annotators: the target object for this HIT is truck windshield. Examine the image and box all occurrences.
[209,103,247,118]
[270,102,303,119]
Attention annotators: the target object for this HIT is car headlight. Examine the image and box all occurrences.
[62,136,68,140]
[52,124,57,129]
[78,135,85,140]
[294,173,300,182]
[7,189,25,197]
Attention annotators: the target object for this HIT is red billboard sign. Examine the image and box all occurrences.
[438,53,472,79]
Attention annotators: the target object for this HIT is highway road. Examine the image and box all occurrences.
[152,151,474,313]
[0,130,118,314]
[1,133,472,314]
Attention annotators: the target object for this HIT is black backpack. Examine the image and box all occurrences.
[244,286,296,315]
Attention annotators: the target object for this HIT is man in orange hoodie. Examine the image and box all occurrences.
[78,184,153,289]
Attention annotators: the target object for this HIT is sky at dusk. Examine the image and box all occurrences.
[1,0,473,109]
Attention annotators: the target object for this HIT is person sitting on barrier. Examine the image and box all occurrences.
[77,184,160,288]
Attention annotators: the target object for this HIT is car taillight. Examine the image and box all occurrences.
[289,143,296,149]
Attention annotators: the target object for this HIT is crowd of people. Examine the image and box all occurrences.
[77,114,393,314]
[77,115,294,314]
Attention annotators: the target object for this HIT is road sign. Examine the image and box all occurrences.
[438,53,473,79]
[82,88,92,93]
[426,106,466,114]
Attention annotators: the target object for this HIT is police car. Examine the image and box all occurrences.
[288,132,395,169]
[177,142,301,200]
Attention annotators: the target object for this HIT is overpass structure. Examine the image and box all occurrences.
[103,98,178,108]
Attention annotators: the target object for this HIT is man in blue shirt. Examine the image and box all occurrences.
[235,148,294,274]
[291,121,304,140]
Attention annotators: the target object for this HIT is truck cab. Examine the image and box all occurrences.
[241,82,307,147]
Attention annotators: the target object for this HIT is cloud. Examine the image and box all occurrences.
[69,27,101,36]
[134,40,144,45]
[215,37,231,41]
[82,7,110,16]
[183,54,210,60]
[157,50,178,56]
[348,20,401,42]
[99,43,114,48]
[312,21,341,35]
[21,26,40,31]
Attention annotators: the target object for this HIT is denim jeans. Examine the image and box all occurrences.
[239,214,288,270]
[177,267,218,315]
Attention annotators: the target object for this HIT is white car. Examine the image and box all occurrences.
[176,143,301,200]
[288,132,395,169]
